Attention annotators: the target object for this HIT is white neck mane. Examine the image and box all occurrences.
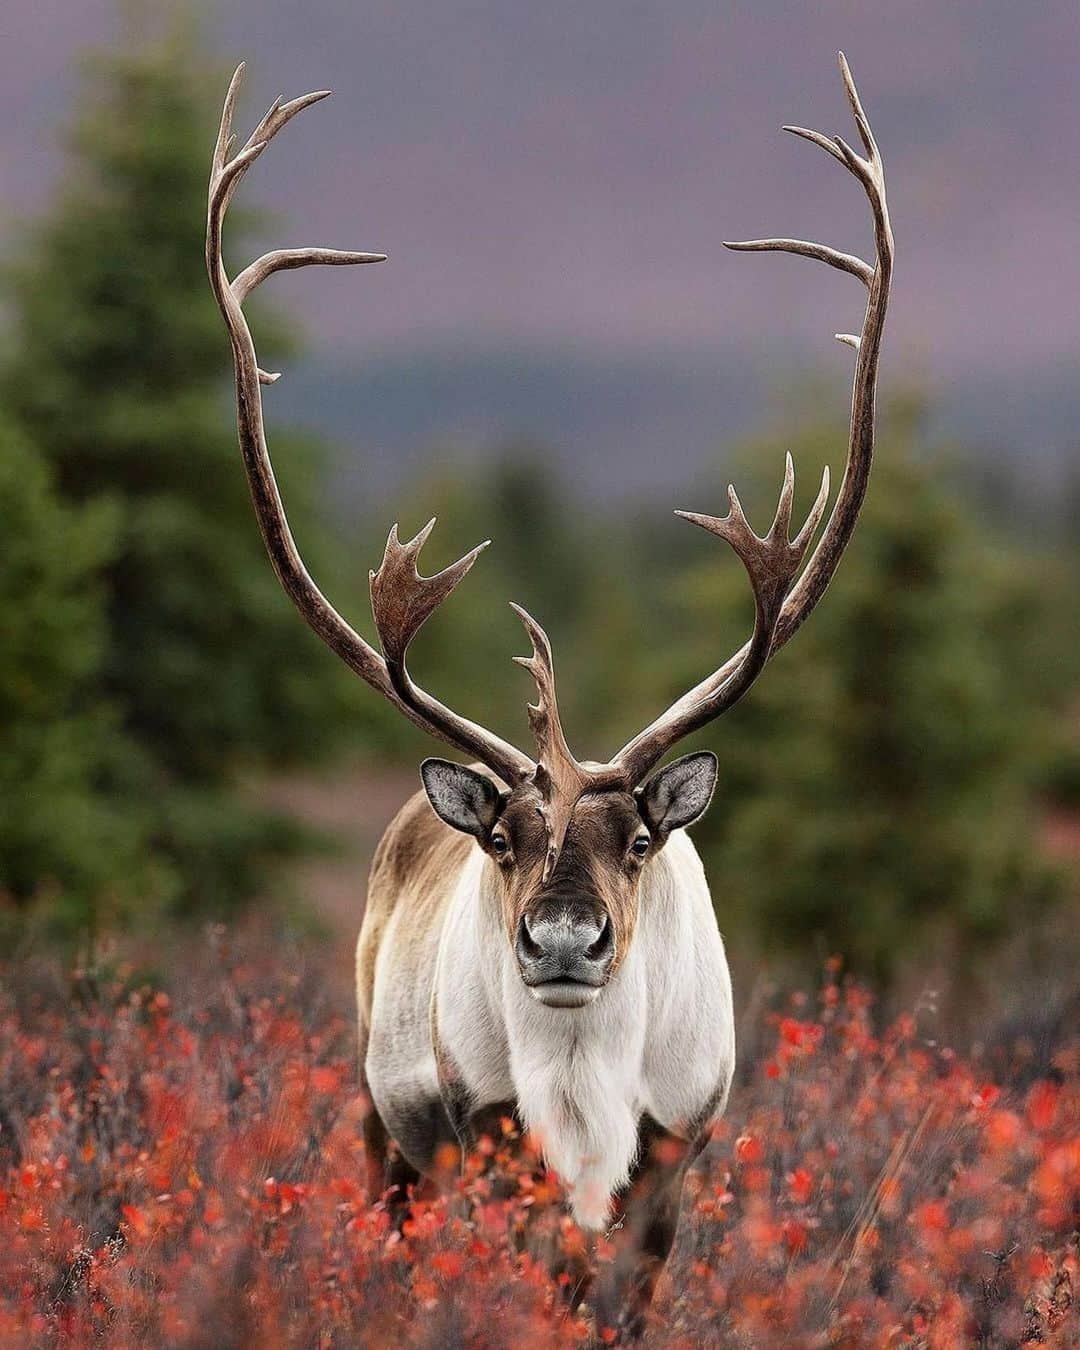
[435,832,734,1229]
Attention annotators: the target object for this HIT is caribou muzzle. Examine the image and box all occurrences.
[515,897,614,1008]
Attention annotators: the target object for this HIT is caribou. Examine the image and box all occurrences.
[207,53,893,1323]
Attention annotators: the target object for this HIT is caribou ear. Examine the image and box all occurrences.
[421,759,502,839]
[637,752,718,837]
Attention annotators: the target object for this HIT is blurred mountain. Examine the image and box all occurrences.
[272,343,1080,521]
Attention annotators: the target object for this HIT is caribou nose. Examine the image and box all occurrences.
[515,906,614,1008]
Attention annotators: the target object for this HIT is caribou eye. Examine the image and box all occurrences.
[631,835,651,858]
[491,833,509,857]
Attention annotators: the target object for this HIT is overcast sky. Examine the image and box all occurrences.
[3,1,1077,374]
[2,0,1078,504]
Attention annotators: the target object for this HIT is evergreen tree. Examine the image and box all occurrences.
[0,418,152,932]
[1,17,355,918]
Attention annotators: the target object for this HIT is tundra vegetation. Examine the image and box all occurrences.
[0,936,1074,1345]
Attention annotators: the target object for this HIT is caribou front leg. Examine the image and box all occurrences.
[590,1118,710,1341]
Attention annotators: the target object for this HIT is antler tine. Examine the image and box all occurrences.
[249,89,330,148]
[781,123,846,165]
[791,462,832,553]
[772,450,796,539]
[211,63,245,175]
[369,519,490,672]
[207,67,535,787]
[722,237,873,286]
[609,53,892,785]
[510,604,577,775]
[839,50,878,161]
[510,604,599,880]
[232,247,387,307]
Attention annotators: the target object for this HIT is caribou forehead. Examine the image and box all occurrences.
[499,787,641,883]
[539,792,644,892]
[495,787,645,961]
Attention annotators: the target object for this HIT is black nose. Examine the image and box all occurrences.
[515,904,614,988]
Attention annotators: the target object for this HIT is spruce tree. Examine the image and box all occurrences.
[0,418,151,932]
[2,18,355,916]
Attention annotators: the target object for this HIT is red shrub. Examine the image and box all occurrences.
[0,936,1074,1346]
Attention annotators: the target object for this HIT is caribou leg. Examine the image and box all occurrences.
[591,1117,710,1340]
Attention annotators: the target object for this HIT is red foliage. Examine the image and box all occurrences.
[0,939,1075,1346]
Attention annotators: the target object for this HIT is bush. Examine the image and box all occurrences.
[0,931,1074,1345]
[0,420,152,930]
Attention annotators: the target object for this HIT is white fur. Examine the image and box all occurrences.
[428,831,734,1228]
[366,898,445,1119]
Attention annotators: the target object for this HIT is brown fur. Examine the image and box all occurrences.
[356,784,473,1031]
[492,789,648,974]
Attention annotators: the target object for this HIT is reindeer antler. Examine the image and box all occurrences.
[206,65,534,786]
[369,520,488,671]
[676,454,830,634]
[608,51,893,785]
[611,457,829,782]
[508,607,617,878]
[209,56,893,874]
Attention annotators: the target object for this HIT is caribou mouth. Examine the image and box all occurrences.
[528,979,601,1009]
